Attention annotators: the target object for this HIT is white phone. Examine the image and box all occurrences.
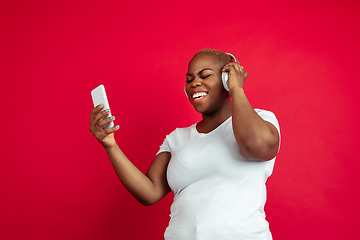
[91,84,114,129]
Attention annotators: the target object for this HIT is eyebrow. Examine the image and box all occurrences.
[186,68,214,76]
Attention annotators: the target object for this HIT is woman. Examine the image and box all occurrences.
[89,49,280,239]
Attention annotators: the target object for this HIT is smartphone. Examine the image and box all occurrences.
[91,84,114,129]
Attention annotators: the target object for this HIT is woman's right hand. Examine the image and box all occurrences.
[89,104,119,150]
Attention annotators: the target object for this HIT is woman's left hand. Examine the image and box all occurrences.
[222,62,248,92]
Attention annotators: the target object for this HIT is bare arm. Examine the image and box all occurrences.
[89,104,171,205]
[105,145,171,205]
[223,64,280,161]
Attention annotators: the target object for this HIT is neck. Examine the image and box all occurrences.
[197,98,232,133]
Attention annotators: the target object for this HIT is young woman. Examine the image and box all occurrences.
[89,49,280,240]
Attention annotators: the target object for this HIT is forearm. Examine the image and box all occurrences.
[230,87,278,160]
[104,144,157,205]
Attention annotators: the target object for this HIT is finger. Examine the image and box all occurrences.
[222,63,236,72]
[91,109,111,128]
[90,104,105,126]
[238,66,248,81]
[221,65,228,72]
[98,115,116,128]
[244,71,249,80]
[234,63,242,72]
[226,62,242,71]
[90,123,119,141]
[94,109,110,122]
[90,105,102,128]
[90,104,104,118]
[104,125,120,135]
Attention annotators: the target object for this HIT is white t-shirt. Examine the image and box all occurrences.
[157,109,280,240]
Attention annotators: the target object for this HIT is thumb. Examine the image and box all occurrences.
[244,71,249,81]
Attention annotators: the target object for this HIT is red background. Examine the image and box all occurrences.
[1,0,359,239]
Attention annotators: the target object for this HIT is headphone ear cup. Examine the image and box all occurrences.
[184,86,188,98]
[222,72,230,91]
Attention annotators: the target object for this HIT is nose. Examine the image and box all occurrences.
[191,77,202,87]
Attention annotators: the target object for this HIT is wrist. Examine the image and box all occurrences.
[229,86,244,97]
[104,143,118,153]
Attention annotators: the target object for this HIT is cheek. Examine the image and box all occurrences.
[209,77,224,93]
[209,79,229,100]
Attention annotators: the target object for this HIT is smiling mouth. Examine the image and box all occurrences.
[192,92,208,100]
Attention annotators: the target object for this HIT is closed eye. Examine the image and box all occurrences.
[185,73,212,83]
[201,74,211,79]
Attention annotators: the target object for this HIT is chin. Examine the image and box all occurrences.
[193,106,214,115]
[193,107,205,114]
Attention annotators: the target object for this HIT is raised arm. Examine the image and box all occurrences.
[89,104,171,205]
[223,64,280,161]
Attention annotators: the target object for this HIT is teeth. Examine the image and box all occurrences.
[192,92,207,99]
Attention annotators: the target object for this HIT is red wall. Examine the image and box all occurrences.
[1,0,359,239]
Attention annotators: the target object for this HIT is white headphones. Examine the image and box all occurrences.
[185,52,239,97]
[221,53,239,91]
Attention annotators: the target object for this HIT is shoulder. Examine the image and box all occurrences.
[166,124,194,140]
[157,124,195,155]
[254,108,276,117]
[254,108,280,132]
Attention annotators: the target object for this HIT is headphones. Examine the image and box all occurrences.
[185,52,239,97]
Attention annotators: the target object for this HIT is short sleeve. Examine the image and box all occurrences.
[254,108,280,134]
[157,136,171,155]
[255,108,281,153]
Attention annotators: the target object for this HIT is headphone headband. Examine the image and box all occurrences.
[226,52,239,64]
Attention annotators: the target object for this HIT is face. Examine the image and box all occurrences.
[185,53,229,114]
